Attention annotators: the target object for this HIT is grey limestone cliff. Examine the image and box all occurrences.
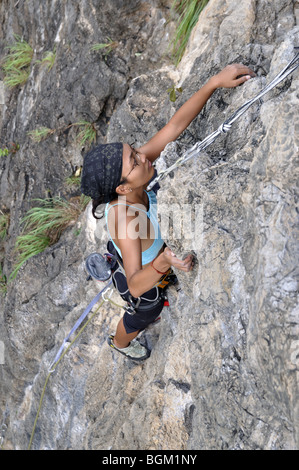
[0,0,298,450]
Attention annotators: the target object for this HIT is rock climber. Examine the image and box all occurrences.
[81,63,255,361]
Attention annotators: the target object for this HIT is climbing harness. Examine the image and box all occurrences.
[147,49,299,191]
[105,240,178,315]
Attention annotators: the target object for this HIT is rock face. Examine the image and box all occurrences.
[0,0,298,450]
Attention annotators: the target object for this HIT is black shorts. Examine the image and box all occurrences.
[112,264,166,334]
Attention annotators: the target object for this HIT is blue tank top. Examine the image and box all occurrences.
[105,190,164,265]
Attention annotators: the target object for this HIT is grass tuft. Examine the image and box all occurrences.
[171,0,209,66]
[0,211,10,241]
[90,38,118,59]
[36,47,56,71]
[27,127,55,143]
[1,34,33,87]
[27,121,96,149]
[73,121,97,148]
[27,127,55,142]
[10,196,90,280]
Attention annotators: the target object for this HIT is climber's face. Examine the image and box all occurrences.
[120,143,155,189]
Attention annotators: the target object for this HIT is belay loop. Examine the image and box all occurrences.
[147,48,299,191]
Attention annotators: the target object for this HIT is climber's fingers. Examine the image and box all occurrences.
[213,63,256,88]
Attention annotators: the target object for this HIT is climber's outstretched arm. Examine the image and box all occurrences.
[138,63,255,161]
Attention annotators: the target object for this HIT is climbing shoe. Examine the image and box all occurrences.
[107,335,150,361]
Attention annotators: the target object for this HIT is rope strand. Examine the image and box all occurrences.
[27,284,124,450]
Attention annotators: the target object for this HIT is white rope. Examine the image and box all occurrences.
[147,49,299,191]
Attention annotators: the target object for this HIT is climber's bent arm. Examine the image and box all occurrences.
[115,211,193,298]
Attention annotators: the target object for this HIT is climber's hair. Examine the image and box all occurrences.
[91,176,128,219]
